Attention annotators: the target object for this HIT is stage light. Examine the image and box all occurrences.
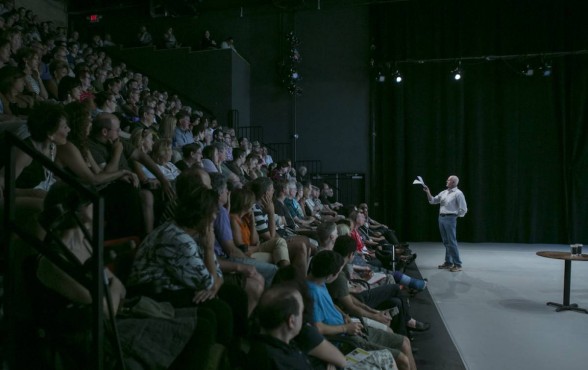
[522,64,534,76]
[376,71,386,83]
[392,70,402,83]
[540,61,552,77]
[451,61,463,80]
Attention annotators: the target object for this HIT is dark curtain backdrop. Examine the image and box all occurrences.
[371,0,588,243]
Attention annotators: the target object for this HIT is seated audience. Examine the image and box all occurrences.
[0,65,34,116]
[306,250,416,370]
[31,182,217,370]
[176,142,203,171]
[127,185,242,349]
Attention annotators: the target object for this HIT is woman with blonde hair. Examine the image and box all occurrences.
[149,138,181,181]
[129,127,158,232]
[159,114,182,162]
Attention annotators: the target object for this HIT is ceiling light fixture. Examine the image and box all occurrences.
[451,61,463,80]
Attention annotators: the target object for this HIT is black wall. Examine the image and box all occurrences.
[71,5,371,174]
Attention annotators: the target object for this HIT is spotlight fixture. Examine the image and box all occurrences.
[451,61,463,80]
[392,70,403,83]
[540,61,552,77]
[376,71,386,83]
[522,64,534,76]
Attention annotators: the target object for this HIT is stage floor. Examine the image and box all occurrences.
[411,242,588,370]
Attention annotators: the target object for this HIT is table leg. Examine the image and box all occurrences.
[546,260,588,314]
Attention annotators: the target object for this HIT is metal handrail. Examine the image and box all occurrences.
[2,132,121,370]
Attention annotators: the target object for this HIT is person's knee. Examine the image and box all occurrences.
[139,189,154,207]
[288,240,308,259]
[401,336,412,353]
[395,353,410,370]
[246,276,264,299]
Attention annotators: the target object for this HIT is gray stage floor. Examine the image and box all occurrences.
[411,242,588,370]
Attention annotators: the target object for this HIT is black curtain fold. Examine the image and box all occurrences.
[371,0,588,243]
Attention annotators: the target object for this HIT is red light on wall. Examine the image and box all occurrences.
[88,14,100,23]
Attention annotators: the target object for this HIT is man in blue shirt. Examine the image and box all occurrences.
[306,250,416,370]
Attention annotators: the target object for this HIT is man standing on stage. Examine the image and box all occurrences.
[423,175,468,272]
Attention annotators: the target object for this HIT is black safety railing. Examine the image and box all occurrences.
[2,132,121,370]
[310,173,366,206]
[236,125,264,143]
[295,160,322,178]
[265,142,292,163]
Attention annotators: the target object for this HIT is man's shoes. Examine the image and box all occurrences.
[449,265,462,272]
[438,263,452,269]
[407,321,431,332]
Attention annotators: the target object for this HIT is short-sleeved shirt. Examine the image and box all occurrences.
[88,137,135,171]
[214,205,233,257]
[231,214,252,245]
[253,203,270,235]
[284,197,305,219]
[128,221,222,292]
[327,267,350,302]
[274,199,296,229]
[293,323,325,353]
[306,280,345,326]
[247,334,312,370]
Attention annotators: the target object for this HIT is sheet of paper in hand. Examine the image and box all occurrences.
[412,176,426,187]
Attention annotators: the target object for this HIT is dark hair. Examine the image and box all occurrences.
[232,147,246,160]
[0,66,25,94]
[38,181,91,232]
[333,235,356,259]
[255,285,301,330]
[64,102,91,160]
[230,188,255,214]
[273,179,288,197]
[49,59,69,76]
[15,47,37,69]
[58,76,81,101]
[175,167,210,200]
[138,105,152,119]
[249,177,273,199]
[209,172,227,194]
[202,145,217,160]
[27,102,67,142]
[308,250,344,278]
[181,142,201,158]
[175,110,190,120]
[272,266,314,323]
[277,161,289,169]
[94,91,113,108]
[174,186,218,231]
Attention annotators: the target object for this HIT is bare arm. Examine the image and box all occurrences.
[230,214,246,246]
[36,257,125,319]
[315,321,363,336]
[219,238,247,259]
[56,143,129,186]
[132,149,175,199]
[0,148,46,197]
[259,194,277,239]
[101,140,124,173]
[307,339,347,368]
[248,211,260,246]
